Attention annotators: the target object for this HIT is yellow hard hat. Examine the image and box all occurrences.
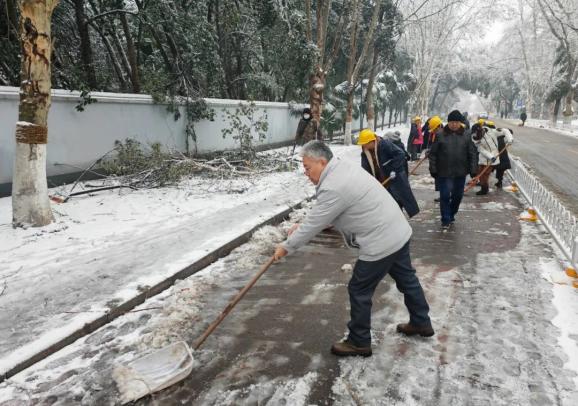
[485,120,495,127]
[356,128,377,145]
[428,116,442,132]
[478,118,486,126]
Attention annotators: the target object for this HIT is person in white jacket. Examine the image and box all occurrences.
[472,123,512,195]
[274,140,433,357]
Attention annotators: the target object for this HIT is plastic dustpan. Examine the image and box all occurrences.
[115,341,194,403]
[115,256,276,403]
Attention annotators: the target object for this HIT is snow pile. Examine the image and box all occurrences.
[546,261,578,389]
[112,364,150,404]
[410,174,435,187]
[139,278,212,349]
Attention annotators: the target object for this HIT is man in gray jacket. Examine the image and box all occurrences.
[274,141,433,357]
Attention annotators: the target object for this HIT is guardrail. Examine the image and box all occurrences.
[508,157,578,269]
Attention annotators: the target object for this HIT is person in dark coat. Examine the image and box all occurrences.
[426,116,444,202]
[407,116,424,161]
[428,110,478,229]
[421,118,431,150]
[357,129,420,218]
[495,128,514,188]
[295,107,323,145]
[385,130,410,173]
[520,111,527,126]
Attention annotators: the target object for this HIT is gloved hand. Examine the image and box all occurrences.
[389,171,396,180]
[470,173,477,179]
[491,156,497,163]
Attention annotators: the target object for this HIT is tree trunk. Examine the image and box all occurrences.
[343,1,360,145]
[562,90,574,126]
[551,98,561,126]
[72,0,97,88]
[309,67,325,123]
[345,89,355,145]
[365,46,379,131]
[388,109,393,127]
[119,12,140,93]
[12,0,58,227]
[6,0,19,40]
[89,22,127,91]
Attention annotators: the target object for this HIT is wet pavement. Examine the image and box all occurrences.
[136,168,576,405]
[1,165,577,405]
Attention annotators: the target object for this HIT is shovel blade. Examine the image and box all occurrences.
[114,341,194,404]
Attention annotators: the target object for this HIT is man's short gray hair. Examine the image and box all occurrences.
[301,140,333,161]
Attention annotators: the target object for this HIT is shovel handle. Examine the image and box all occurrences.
[193,255,276,350]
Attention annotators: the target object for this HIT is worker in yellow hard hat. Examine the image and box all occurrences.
[357,128,420,218]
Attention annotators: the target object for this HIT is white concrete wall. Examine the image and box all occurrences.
[0,87,299,185]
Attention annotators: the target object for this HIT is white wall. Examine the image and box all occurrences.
[0,87,299,186]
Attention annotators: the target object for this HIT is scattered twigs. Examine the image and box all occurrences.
[52,140,300,201]
[64,147,119,198]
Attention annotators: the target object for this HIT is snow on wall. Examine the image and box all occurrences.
[0,86,299,185]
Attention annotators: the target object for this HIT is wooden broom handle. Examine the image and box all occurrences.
[464,145,509,192]
[193,256,276,350]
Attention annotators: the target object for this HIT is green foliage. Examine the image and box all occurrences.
[75,90,98,112]
[221,102,269,159]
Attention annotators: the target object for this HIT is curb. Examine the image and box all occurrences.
[0,199,308,383]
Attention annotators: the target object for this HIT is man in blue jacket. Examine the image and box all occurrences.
[274,141,433,357]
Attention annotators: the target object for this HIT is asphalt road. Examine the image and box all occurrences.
[494,118,578,217]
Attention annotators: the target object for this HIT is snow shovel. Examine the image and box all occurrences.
[115,255,276,403]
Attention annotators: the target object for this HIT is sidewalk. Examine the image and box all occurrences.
[0,146,321,379]
[1,149,577,405]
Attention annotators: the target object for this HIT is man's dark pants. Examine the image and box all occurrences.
[347,241,431,347]
[438,176,466,225]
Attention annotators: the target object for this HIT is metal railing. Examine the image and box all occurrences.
[508,157,578,269]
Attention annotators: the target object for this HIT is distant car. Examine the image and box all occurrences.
[478,112,489,120]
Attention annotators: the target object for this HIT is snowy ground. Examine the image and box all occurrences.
[1,141,577,405]
[509,118,578,140]
[0,145,361,379]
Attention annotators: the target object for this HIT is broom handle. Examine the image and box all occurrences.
[193,256,276,350]
[409,154,428,176]
[464,145,509,192]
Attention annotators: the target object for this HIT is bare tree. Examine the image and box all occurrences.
[343,0,381,144]
[305,0,348,127]
[535,0,578,126]
[12,0,58,227]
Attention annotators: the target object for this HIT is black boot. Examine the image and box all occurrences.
[495,180,503,188]
[476,185,489,195]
